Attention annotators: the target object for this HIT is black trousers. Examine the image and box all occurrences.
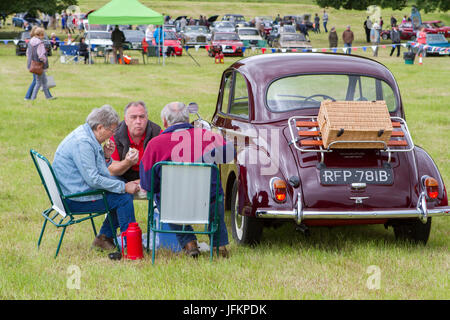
[390,44,400,57]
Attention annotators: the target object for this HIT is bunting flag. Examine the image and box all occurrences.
[184,46,189,52]
[205,45,210,51]
[241,47,246,54]
[321,48,327,52]
[261,47,266,54]
[195,45,200,52]
[332,48,337,53]
[362,46,367,51]
[271,48,276,53]
[3,40,8,45]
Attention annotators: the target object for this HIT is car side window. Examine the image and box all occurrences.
[219,72,232,114]
[229,72,249,119]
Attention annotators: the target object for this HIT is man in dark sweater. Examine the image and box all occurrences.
[111,25,125,64]
[108,101,161,184]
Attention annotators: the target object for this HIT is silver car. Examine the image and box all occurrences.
[180,25,211,46]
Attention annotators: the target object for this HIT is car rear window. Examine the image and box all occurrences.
[267,74,397,112]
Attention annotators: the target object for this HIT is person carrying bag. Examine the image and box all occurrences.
[29,27,56,100]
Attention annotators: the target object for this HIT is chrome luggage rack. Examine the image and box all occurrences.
[287,115,415,164]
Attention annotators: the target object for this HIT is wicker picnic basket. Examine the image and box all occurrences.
[317,100,393,149]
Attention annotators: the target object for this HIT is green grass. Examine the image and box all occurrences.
[0,1,449,300]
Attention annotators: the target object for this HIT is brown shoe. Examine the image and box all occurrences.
[214,246,230,258]
[92,234,116,251]
[184,240,200,258]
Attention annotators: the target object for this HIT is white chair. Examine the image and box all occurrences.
[147,161,221,263]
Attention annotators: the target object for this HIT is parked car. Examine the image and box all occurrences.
[408,33,450,56]
[208,53,449,245]
[272,33,312,51]
[15,31,52,56]
[222,14,246,27]
[237,27,266,48]
[152,31,183,56]
[255,16,274,38]
[12,13,41,28]
[84,31,113,49]
[211,21,236,34]
[122,29,145,49]
[180,25,211,46]
[208,32,244,57]
[422,20,450,38]
[267,24,297,47]
[397,22,438,41]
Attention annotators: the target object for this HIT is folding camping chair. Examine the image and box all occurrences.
[30,149,119,258]
[147,161,221,264]
[59,44,79,64]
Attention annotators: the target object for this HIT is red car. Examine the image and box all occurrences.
[204,53,449,246]
[152,31,183,56]
[208,32,244,57]
[397,22,438,41]
[423,20,450,38]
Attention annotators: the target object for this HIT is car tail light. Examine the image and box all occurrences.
[271,178,287,203]
[423,176,439,199]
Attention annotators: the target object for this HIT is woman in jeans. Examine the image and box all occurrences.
[29,27,55,100]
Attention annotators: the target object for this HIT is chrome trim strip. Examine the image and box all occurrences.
[256,206,450,223]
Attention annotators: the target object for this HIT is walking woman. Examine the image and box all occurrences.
[25,26,38,100]
[29,27,55,100]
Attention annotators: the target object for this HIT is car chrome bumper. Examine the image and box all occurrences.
[256,192,450,224]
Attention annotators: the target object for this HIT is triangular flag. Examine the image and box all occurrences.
[261,47,266,54]
[13,40,19,45]
[332,48,337,53]
[362,46,367,51]
[242,47,246,54]
[371,46,377,52]
[251,46,256,51]
[303,49,308,52]
[222,45,226,52]
[321,48,327,52]
[195,45,200,52]
[342,48,347,53]
[402,43,407,48]
[205,45,210,51]
[353,47,357,51]
[291,49,297,52]
[382,45,386,48]
[184,46,189,51]
[312,48,317,52]
[232,45,236,51]
[281,48,286,53]
[271,48,276,53]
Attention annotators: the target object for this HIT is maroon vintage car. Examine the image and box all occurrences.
[208,32,244,57]
[206,53,449,245]
[423,20,450,38]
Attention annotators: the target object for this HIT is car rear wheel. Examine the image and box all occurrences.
[393,218,432,244]
[230,180,263,245]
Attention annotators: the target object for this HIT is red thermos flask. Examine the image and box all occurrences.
[121,222,143,260]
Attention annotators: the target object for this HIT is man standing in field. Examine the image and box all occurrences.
[342,25,354,54]
[111,25,125,64]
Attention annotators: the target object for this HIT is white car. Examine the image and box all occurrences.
[85,31,113,49]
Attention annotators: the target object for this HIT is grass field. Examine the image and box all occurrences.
[0,1,449,301]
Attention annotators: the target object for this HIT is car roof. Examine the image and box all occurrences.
[228,53,401,121]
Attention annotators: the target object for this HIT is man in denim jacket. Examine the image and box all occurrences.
[53,105,140,251]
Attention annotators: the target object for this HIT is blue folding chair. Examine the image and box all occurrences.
[59,44,79,64]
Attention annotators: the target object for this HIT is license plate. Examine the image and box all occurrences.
[320,168,394,185]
